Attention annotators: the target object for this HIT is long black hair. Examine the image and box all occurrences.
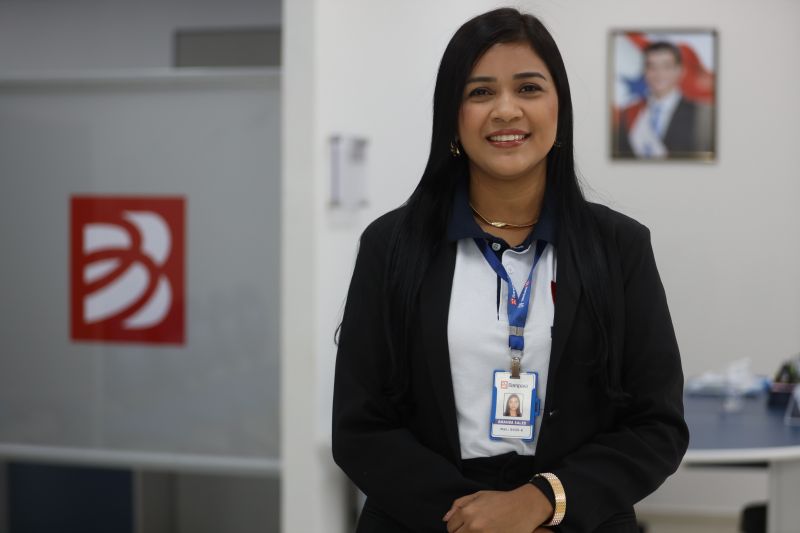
[384,8,623,401]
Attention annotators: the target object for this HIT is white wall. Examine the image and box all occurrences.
[285,0,800,528]
[309,0,800,398]
[281,0,351,531]
[553,0,800,381]
[0,0,280,71]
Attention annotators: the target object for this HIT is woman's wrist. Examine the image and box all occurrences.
[528,475,556,510]
[514,483,555,527]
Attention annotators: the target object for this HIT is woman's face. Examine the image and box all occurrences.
[508,395,520,412]
[458,42,559,185]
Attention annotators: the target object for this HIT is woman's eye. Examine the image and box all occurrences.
[520,84,542,94]
[468,87,491,97]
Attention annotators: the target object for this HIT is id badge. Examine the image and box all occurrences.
[489,370,540,441]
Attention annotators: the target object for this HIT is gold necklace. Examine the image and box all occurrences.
[469,203,538,229]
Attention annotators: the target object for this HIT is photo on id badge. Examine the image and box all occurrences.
[490,370,539,441]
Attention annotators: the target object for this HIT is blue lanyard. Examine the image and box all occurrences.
[474,238,546,376]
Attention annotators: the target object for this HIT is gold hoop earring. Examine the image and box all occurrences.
[450,140,461,157]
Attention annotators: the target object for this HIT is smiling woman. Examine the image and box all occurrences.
[459,44,558,182]
[332,7,688,533]
[458,42,559,247]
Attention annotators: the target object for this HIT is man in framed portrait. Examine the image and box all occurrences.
[616,41,712,159]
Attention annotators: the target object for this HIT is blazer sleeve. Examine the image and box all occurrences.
[549,222,689,532]
[331,218,486,532]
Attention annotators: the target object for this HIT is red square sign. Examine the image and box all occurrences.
[70,196,186,344]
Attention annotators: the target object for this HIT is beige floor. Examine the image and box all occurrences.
[637,513,740,533]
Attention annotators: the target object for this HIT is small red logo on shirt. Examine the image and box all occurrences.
[70,196,185,344]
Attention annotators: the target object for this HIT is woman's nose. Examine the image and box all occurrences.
[491,92,522,122]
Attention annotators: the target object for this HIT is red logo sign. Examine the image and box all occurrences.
[70,196,185,344]
[500,381,508,389]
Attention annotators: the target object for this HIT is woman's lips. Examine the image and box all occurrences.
[486,132,530,148]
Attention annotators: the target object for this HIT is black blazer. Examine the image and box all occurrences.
[332,203,689,532]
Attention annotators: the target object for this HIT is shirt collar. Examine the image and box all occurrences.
[446,177,558,247]
[648,88,682,111]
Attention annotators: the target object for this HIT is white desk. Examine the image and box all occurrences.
[683,394,800,533]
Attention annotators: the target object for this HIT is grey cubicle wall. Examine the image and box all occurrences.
[0,69,280,470]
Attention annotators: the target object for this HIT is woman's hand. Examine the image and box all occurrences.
[442,484,554,533]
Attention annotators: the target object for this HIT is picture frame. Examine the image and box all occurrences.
[609,29,718,161]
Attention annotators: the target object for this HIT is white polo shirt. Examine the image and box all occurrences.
[445,181,557,460]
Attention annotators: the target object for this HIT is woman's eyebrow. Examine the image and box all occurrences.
[514,71,547,81]
[465,71,548,84]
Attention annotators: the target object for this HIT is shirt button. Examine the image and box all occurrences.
[491,242,502,251]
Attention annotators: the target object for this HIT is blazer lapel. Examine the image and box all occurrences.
[418,240,462,464]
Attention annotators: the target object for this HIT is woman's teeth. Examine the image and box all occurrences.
[488,134,528,142]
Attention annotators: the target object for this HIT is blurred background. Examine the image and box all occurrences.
[0,0,798,532]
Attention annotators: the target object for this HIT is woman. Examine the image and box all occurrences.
[504,394,523,418]
[332,7,688,533]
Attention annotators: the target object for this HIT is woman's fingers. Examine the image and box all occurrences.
[445,488,547,533]
[443,491,482,521]
[453,492,482,507]
[445,513,464,532]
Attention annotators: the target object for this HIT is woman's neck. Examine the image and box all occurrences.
[469,174,545,223]
[468,173,546,245]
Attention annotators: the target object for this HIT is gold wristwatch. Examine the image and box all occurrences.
[533,472,566,526]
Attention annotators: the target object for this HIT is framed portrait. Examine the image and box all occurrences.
[609,29,717,161]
